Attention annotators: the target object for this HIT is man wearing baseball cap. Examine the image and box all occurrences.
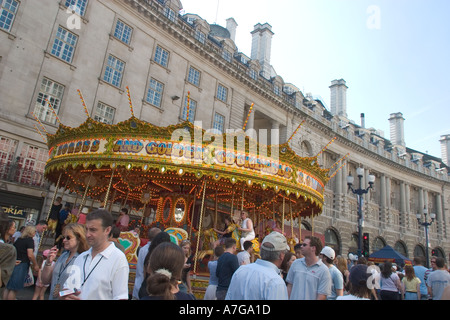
[320,246,344,300]
[225,231,289,300]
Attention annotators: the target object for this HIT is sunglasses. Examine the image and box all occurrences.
[63,235,73,241]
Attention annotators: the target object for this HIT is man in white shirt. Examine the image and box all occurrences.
[62,209,129,300]
[225,231,289,300]
[320,246,343,300]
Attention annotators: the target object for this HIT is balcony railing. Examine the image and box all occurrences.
[0,162,48,189]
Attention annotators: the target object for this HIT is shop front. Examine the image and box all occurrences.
[0,190,44,228]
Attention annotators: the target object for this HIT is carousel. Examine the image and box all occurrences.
[38,89,344,297]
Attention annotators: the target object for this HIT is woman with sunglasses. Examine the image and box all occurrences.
[41,223,89,300]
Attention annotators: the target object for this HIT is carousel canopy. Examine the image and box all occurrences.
[43,92,334,223]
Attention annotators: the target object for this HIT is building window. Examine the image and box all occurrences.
[194,30,206,44]
[164,7,176,23]
[17,144,48,186]
[0,136,18,167]
[33,78,65,124]
[222,49,232,63]
[249,69,258,81]
[103,55,125,88]
[154,45,169,68]
[274,85,281,96]
[94,102,115,124]
[51,26,78,63]
[146,78,164,108]
[181,96,196,123]
[0,0,19,32]
[213,113,225,133]
[113,19,133,45]
[187,67,201,87]
[65,0,88,17]
[217,84,228,103]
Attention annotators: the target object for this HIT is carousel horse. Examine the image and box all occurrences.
[165,227,189,245]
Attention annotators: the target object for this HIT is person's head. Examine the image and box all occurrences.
[381,261,393,278]
[120,208,128,215]
[55,196,62,204]
[404,265,416,281]
[243,240,253,252]
[146,242,186,300]
[413,256,424,266]
[348,264,372,299]
[0,215,16,242]
[357,256,367,265]
[293,243,303,259]
[214,245,225,259]
[110,225,121,239]
[430,256,437,269]
[224,237,237,253]
[320,246,336,265]
[336,255,348,272]
[180,240,191,258]
[144,231,172,267]
[35,220,48,234]
[62,223,89,253]
[21,225,36,238]
[240,211,248,219]
[64,203,71,210]
[280,251,296,272]
[301,236,323,257]
[147,227,161,241]
[85,209,113,249]
[260,231,289,267]
[435,257,445,269]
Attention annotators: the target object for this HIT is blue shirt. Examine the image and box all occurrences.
[413,265,429,295]
[216,252,239,291]
[328,265,344,300]
[286,257,331,300]
[208,261,219,286]
[225,259,288,300]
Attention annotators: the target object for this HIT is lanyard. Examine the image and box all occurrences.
[82,254,104,287]
[57,254,76,282]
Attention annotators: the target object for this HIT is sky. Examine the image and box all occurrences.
[180,0,450,159]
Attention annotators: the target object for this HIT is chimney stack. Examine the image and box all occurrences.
[226,18,238,42]
[360,113,365,128]
[388,112,406,147]
[329,79,348,118]
[251,23,274,80]
[440,134,450,166]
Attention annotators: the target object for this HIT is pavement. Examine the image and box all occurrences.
[14,284,51,300]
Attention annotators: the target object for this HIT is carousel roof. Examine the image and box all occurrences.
[42,90,337,221]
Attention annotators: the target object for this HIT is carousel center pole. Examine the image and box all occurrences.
[193,179,207,275]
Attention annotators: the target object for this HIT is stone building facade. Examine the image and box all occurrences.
[0,0,449,262]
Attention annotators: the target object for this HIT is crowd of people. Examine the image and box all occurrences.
[1,203,450,301]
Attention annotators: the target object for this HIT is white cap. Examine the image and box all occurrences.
[81,207,89,214]
[320,246,336,260]
[261,231,290,252]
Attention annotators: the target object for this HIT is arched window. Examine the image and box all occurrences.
[373,236,386,252]
[325,228,340,255]
[394,241,408,258]
[300,140,312,157]
[413,244,426,258]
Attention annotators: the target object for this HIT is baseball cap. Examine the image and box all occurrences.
[261,231,290,251]
[349,264,371,286]
[320,246,336,260]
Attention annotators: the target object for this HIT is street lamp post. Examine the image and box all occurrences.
[416,206,436,268]
[347,167,375,257]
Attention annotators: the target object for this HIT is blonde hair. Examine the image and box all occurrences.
[63,223,89,253]
[21,226,36,238]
